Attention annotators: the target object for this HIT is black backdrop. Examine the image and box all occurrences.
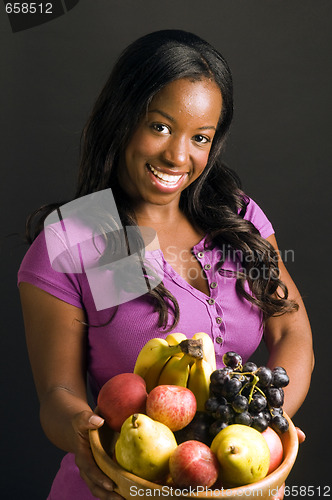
[1,1,331,498]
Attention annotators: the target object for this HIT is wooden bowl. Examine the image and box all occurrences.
[89,414,298,500]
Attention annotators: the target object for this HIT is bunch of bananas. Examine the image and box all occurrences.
[134,332,217,411]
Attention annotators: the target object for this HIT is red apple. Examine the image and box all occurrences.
[146,385,197,431]
[262,426,284,474]
[97,373,147,432]
[169,440,219,489]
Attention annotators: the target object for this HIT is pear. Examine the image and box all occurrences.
[115,413,178,481]
[210,424,270,487]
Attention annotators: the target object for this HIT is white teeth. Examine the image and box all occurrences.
[148,164,183,185]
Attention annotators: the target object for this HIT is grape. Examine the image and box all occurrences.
[210,366,232,385]
[215,404,235,423]
[205,396,220,414]
[222,351,242,370]
[256,366,273,388]
[271,415,289,433]
[249,393,267,413]
[240,384,252,399]
[234,411,252,426]
[206,351,290,434]
[216,396,228,406]
[266,387,284,408]
[222,377,242,399]
[209,420,228,437]
[272,369,290,388]
[263,410,272,424]
[209,385,221,397]
[273,366,287,374]
[232,394,249,413]
[251,414,269,432]
[232,373,251,386]
[270,407,283,417]
[242,361,258,373]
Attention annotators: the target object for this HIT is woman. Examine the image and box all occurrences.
[18,30,313,500]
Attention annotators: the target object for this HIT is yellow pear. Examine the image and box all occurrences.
[115,413,178,481]
[211,424,270,487]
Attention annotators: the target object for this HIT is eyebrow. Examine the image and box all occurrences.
[148,109,217,131]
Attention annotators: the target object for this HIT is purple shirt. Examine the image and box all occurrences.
[18,196,274,499]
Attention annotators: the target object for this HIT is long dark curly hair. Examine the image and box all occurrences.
[26,29,298,330]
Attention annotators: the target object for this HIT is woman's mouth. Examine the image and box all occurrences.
[146,163,187,192]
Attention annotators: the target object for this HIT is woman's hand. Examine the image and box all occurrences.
[19,284,124,499]
[72,410,124,500]
[295,427,306,444]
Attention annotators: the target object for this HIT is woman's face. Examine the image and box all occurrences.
[118,77,222,209]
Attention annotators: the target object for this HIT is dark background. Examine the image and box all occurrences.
[1,1,331,498]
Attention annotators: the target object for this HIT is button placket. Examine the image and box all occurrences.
[214,300,225,347]
[195,247,215,298]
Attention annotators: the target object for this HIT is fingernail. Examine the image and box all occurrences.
[103,481,113,491]
[89,415,104,426]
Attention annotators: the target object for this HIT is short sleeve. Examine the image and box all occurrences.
[17,230,83,309]
[243,198,274,239]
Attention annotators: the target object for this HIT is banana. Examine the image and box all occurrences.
[188,357,213,412]
[134,338,182,380]
[166,332,188,346]
[166,333,188,359]
[158,353,194,387]
[134,337,203,393]
[192,332,217,372]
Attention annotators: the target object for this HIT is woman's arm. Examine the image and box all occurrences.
[19,282,121,500]
[263,234,314,418]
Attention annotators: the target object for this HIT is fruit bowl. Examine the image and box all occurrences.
[89,413,298,500]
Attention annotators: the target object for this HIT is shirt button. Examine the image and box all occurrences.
[197,251,204,259]
[216,336,223,344]
[210,282,217,289]
[204,264,211,270]
[216,317,223,324]
[207,298,215,305]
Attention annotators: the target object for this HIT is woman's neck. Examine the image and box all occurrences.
[134,201,184,228]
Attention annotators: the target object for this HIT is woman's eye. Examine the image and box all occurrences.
[194,134,210,144]
[151,123,170,134]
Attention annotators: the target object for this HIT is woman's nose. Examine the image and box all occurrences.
[162,136,189,167]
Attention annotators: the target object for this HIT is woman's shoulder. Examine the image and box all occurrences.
[17,224,84,309]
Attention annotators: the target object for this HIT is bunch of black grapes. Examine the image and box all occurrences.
[206,351,290,437]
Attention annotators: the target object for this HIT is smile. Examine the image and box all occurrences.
[146,163,185,186]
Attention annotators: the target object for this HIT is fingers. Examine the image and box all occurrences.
[295,427,306,444]
[72,410,104,435]
[76,445,121,500]
[89,414,105,427]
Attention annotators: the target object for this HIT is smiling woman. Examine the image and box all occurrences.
[18,30,314,500]
[119,78,222,202]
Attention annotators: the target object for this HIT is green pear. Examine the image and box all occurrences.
[210,424,270,487]
[115,413,178,481]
